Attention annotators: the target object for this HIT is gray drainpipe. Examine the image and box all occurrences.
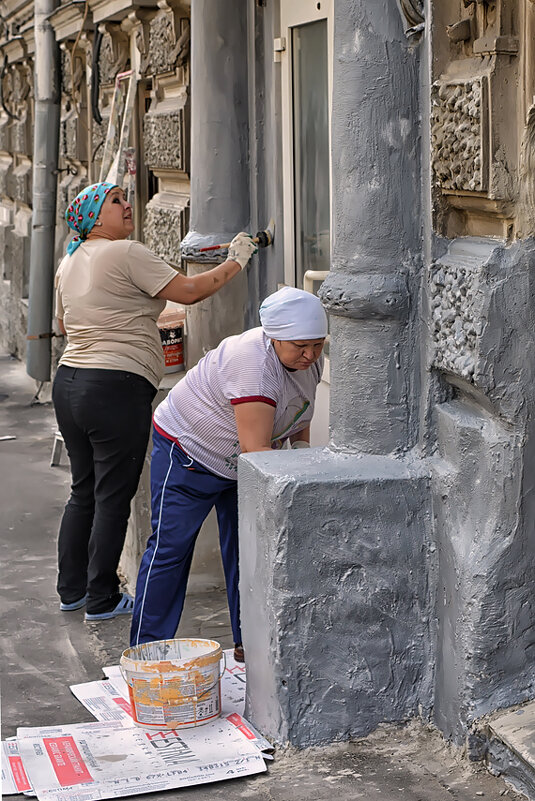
[26,0,60,382]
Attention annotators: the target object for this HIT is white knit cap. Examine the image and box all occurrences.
[259,286,328,340]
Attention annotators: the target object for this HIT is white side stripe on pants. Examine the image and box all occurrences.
[133,442,175,646]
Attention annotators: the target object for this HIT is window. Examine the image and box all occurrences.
[280,0,333,289]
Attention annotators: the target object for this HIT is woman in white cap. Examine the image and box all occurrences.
[130,286,327,660]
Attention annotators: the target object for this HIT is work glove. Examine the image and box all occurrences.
[291,440,310,449]
[228,232,258,270]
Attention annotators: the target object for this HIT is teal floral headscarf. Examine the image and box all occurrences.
[65,182,117,255]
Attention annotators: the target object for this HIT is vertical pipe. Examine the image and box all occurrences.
[26,0,60,382]
[188,0,249,236]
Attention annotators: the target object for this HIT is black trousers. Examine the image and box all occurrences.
[52,366,156,614]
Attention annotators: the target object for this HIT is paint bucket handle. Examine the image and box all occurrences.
[194,651,226,701]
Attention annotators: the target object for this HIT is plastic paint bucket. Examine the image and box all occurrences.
[120,638,222,730]
[157,308,185,374]
[159,323,184,373]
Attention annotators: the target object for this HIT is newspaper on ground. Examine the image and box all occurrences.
[2,648,272,799]
[2,739,33,796]
[15,718,266,801]
[69,681,272,757]
[70,649,273,757]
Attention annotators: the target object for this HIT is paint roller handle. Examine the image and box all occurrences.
[198,225,273,254]
[199,235,260,253]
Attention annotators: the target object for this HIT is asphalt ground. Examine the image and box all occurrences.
[0,352,525,801]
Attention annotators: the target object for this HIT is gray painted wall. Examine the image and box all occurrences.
[431,239,535,741]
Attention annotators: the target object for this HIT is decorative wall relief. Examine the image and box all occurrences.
[61,45,85,108]
[0,155,12,196]
[0,66,17,123]
[144,109,182,170]
[98,27,129,85]
[60,111,80,162]
[9,64,32,156]
[397,0,424,35]
[60,48,72,97]
[518,104,535,237]
[10,162,31,206]
[144,201,184,267]
[12,115,29,156]
[147,8,189,76]
[0,113,10,151]
[148,11,175,74]
[431,78,487,192]
[91,118,109,161]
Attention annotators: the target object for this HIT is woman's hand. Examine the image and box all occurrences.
[227,232,258,270]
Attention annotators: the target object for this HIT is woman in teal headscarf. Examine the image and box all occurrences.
[53,181,257,621]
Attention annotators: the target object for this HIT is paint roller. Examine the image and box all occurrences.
[197,218,275,253]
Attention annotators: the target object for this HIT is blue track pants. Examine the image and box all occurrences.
[130,426,240,646]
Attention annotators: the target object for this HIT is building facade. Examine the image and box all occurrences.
[1,0,534,762]
[0,0,191,364]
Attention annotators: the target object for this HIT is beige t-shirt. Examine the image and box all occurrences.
[55,239,178,388]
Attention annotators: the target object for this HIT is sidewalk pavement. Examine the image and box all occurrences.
[0,351,525,801]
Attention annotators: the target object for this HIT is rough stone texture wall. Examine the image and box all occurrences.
[431,238,535,741]
[431,79,485,192]
[143,201,184,267]
[239,451,433,746]
[429,238,489,381]
[144,110,182,170]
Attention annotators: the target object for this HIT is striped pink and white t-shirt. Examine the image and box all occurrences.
[153,327,323,479]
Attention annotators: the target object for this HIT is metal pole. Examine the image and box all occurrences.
[26,0,60,382]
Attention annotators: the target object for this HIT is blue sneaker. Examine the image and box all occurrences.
[60,593,88,611]
[85,593,134,621]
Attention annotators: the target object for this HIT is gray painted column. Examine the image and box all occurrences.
[26,0,60,381]
[238,1,432,748]
[181,0,250,364]
[319,1,421,454]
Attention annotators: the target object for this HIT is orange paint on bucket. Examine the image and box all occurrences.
[120,638,222,730]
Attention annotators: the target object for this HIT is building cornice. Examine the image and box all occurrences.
[49,1,90,42]
[89,0,160,25]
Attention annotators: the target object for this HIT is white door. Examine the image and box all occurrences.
[280,0,333,446]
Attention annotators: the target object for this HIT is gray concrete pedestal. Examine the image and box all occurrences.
[238,447,433,747]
